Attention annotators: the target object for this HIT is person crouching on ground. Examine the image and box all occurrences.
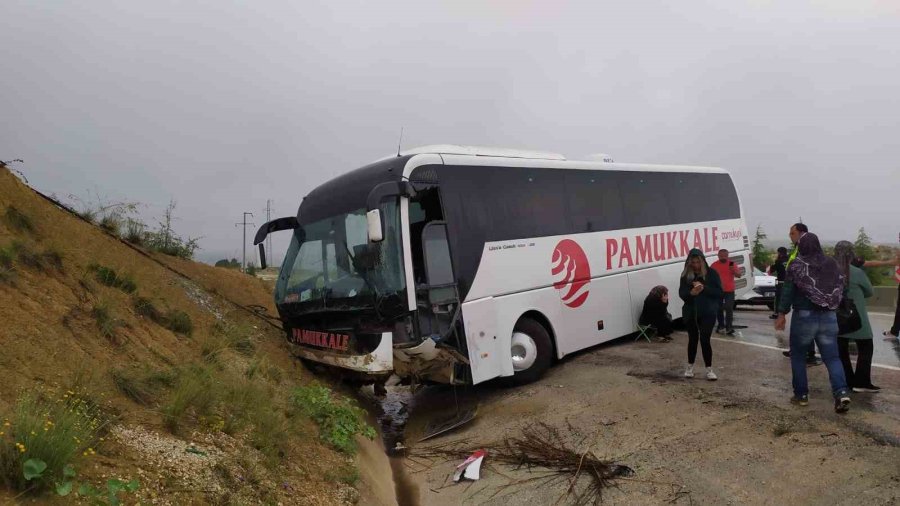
[774,233,851,413]
[640,285,674,342]
[679,249,722,380]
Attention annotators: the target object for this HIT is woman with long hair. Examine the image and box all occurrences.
[833,241,879,392]
[774,233,851,412]
[639,285,673,341]
[679,249,723,380]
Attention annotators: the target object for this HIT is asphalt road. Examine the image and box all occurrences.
[731,306,900,372]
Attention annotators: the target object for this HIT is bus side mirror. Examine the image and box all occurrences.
[367,209,384,243]
[258,244,267,270]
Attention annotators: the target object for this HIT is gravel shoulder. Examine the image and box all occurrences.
[399,329,900,505]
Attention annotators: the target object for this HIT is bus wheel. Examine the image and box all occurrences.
[508,318,553,385]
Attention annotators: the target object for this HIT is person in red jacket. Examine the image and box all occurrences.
[711,248,741,336]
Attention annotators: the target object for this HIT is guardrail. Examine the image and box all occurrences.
[870,285,899,312]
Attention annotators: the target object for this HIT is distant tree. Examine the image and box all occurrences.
[215,258,241,269]
[854,228,875,260]
[245,262,257,276]
[751,224,773,271]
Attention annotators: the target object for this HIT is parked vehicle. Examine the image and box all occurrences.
[736,267,776,310]
[254,145,753,386]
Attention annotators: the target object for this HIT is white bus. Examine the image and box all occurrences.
[255,145,753,386]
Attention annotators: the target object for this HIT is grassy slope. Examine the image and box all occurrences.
[0,167,358,505]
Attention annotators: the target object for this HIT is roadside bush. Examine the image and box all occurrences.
[0,244,14,284]
[92,300,122,341]
[132,297,193,336]
[291,384,375,454]
[202,322,255,362]
[89,264,137,293]
[0,389,108,492]
[164,309,193,336]
[12,243,64,273]
[162,366,216,433]
[133,296,164,323]
[123,219,145,245]
[111,367,176,406]
[98,215,121,237]
[3,206,34,234]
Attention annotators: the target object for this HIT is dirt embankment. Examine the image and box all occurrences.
[0,166,382,505]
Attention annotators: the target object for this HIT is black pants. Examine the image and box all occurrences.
[838,338,874,388]
[717,292,735,331]
[687,316,715,367]
[773,283,783,315]
[890,284,900,337]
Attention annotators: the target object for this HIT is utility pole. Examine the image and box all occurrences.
[235,212,254,272]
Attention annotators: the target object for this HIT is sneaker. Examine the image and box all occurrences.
[790,395,809,406]
[725,329,736,336]
[706,368,718,381]
[715,327,725,335]
[806,358,822,367]
[852,385,881,393]
[768,314,779,320]
[884,330,900,340]
[782,351,791,358]
[684,364,695,378]
[834,396,851,413]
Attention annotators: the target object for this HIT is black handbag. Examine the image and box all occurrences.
[836,297,862,335]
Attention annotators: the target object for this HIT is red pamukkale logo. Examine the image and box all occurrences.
[551,239,591,308]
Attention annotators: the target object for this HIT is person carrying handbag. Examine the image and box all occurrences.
[833,241,879,392]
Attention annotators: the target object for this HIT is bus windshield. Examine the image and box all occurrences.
[275,201,405,310]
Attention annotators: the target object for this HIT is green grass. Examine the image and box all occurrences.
[202,322,255,362]
[162,366,216,434]
[0,389,108,492]
[164,310,193,336]
[111,367,176,406]
[0,244,14,284]
[123,219,144,245]
[160,363,289,464]
[133,296,163,322]
[291,384,375,454]
[92,300,121,341]
[98,215,121,237]
[89,264,136,293]
[3,206,34,234]
[12,242,64,273]
[132,297,193,336]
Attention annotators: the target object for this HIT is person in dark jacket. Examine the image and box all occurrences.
[774,233,851,413]
[834,241,879,392]
[639,285,673,341]
[769,247,789,320]
[679,249,723,380]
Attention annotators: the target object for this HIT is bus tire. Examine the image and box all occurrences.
[507,317,553,385]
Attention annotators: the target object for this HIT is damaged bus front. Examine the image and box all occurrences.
[254,154,469,386]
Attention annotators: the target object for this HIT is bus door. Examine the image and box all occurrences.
[415,221,461,344]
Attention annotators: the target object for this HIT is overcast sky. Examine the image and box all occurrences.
[2,1,898,264]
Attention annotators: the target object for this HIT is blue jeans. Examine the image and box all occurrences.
[790,309,848,399]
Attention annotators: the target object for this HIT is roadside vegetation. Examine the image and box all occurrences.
[753,224,898,285]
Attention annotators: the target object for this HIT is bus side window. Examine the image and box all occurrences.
[564,171,626,233]
[619,172,674,229]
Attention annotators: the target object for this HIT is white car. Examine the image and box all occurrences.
[736,267,777,309]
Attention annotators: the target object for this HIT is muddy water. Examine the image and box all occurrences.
[363,385,420,506]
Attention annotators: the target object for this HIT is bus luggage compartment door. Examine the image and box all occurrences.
[460,298,506,384]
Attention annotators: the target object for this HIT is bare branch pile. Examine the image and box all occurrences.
[412,422,633,505]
